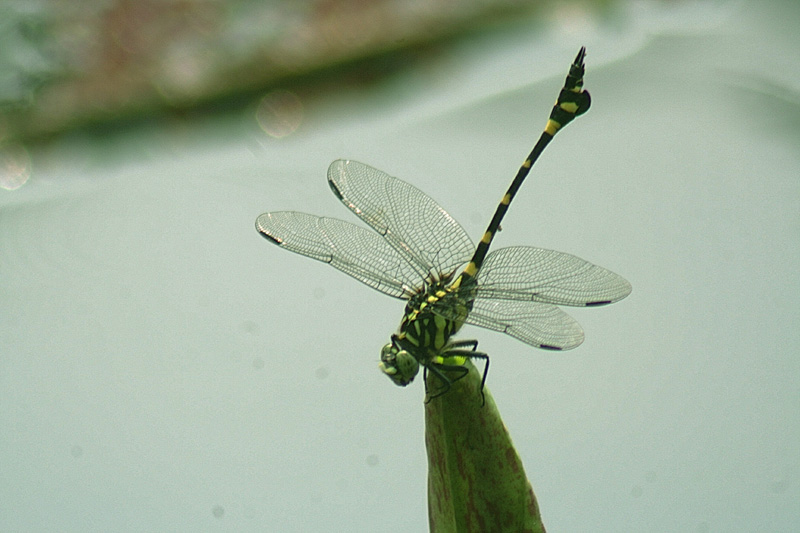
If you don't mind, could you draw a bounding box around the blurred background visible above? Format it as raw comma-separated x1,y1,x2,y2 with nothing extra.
1,0,798,531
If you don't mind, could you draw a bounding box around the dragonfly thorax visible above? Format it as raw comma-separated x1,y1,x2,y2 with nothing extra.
378,278,469,387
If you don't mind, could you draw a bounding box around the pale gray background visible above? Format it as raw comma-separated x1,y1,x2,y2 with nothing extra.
2,0,798,531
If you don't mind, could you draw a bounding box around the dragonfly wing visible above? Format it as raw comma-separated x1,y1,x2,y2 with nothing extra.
476,246,632,306
464,297,585,350
327,159,474,282
256,212,421,299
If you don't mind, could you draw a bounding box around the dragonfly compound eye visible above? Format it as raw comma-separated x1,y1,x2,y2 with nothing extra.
378,344,419,386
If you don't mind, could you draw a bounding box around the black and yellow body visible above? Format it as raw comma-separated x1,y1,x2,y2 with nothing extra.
256,47,631,401
378,47,593,394
379,274,481,395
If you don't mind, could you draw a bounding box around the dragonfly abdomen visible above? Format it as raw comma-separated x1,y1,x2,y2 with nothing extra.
460,47,591,285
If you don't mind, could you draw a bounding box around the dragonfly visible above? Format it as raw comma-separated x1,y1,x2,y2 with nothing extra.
256,48,631,399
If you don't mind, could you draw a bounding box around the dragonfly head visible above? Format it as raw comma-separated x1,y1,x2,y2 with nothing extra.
379,334,419,386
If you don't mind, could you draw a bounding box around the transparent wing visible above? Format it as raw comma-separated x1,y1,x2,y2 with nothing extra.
327,159,474,282
476,246,632,306
464,298,585,350
256,212,422,299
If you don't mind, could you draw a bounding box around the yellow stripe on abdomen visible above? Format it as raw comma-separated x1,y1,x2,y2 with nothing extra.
544,119,561,136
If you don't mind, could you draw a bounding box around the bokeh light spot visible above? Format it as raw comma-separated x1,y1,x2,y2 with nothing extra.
0,143,31,190
256,90,303,138
770,477,788,494
241,320,259,335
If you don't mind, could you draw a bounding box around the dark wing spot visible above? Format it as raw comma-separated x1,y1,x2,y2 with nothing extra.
585,300,612,307
327,178,344,200
540,344,563,351
259,231,283,245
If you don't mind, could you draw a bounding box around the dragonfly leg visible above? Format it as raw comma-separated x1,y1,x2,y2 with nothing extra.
448,339,478,351
423,362,474,402
442,340,489,406
424,365,449,401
